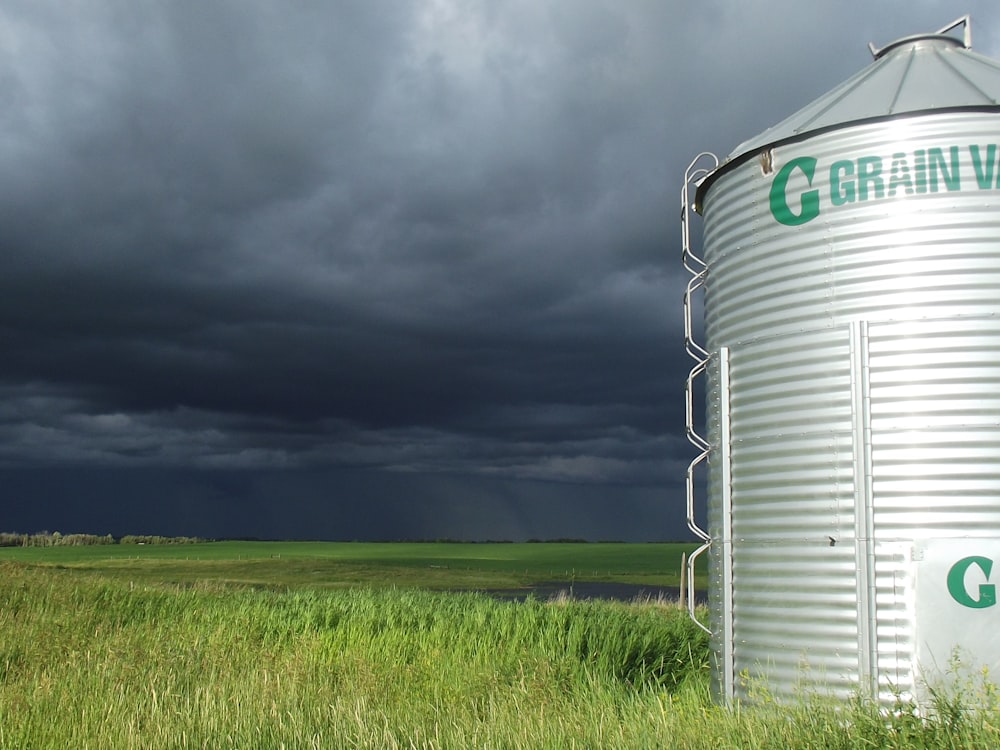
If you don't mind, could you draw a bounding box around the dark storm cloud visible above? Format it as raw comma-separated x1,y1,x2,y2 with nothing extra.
2,1,997,538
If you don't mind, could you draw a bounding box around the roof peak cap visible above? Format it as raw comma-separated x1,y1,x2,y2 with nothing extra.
868,15,971,60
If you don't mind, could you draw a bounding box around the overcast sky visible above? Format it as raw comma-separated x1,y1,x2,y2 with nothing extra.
2,2,998,541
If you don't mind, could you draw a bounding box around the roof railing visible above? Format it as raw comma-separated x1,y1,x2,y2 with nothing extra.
868,14,971,60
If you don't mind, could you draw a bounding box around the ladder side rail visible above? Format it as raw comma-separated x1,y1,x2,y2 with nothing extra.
680,152,718,633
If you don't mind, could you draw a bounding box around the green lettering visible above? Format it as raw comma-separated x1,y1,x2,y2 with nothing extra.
928,146,961,192
947,556,997,609
888,153,913,197
970,145,997,189
915,150,927,193
830,160,855,205
769,157,820,226
857,157,884,201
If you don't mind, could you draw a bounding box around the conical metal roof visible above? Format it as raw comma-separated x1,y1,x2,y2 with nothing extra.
726,16,1000,160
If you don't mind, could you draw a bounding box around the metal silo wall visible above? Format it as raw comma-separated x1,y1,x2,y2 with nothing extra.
700,111,1000,703
867,318,1000,538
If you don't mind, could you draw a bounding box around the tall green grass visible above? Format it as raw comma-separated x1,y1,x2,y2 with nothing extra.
2,562,999,748
0,563,706,748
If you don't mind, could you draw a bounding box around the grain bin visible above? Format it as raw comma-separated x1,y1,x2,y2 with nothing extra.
682,16,1000,707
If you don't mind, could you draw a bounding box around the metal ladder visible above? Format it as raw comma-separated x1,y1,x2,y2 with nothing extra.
680,152,718,632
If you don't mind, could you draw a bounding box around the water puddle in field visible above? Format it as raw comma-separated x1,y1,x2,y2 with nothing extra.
480,581,708,604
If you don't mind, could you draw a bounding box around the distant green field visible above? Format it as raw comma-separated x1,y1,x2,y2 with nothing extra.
0,541,703,593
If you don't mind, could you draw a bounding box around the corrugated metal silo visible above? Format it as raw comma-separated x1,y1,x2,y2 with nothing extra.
682,16,1000,706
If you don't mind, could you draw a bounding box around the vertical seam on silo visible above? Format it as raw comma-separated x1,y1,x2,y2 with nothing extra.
718,346,735,703
850,320,879,700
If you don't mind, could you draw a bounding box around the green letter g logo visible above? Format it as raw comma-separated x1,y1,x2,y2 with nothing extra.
769,156,820,226
947,556,997,609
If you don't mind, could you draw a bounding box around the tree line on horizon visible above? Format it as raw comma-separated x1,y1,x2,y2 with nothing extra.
0,531,206,547
0,533,647,547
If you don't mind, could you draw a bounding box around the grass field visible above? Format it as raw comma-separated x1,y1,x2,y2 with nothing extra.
3,543,999,748
0,540,702,592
